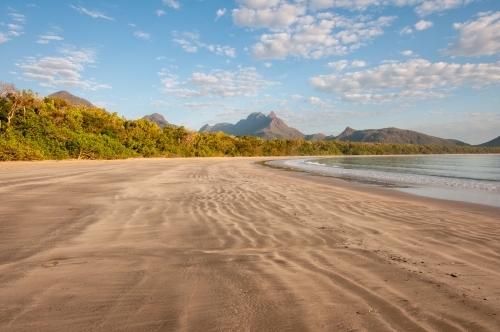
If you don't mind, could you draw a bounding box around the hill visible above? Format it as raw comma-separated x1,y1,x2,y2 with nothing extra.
199,112,471,145
200,112,305,139
334,127,469,146
478,136,500,147
47,91,93,108
142,113,177,129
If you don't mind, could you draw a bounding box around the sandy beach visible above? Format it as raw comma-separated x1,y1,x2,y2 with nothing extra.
1,157,499,331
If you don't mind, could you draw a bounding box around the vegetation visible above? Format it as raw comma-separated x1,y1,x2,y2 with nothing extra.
1,83,498,161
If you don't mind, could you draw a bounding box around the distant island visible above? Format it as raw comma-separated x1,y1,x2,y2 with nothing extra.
0,86,498,161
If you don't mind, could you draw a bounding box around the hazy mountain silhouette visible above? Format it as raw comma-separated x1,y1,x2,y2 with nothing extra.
478,136,500,147
334,127,469,146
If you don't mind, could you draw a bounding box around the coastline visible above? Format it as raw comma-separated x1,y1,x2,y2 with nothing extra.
1,157,499,331
263,155,500,209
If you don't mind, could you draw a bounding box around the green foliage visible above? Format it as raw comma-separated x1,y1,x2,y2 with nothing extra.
0,83,499,161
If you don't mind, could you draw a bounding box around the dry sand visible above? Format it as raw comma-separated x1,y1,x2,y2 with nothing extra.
1,157,499,331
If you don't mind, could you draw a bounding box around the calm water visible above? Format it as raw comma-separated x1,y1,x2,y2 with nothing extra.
266,155,500,207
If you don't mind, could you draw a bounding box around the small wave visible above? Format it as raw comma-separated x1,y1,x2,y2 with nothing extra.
305,161,326,166
268,159,500,193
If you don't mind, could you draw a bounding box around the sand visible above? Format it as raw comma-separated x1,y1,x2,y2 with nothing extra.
0,157,499,331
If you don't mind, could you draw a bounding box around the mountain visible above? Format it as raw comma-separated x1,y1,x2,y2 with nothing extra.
478,136,500,147
304,133,326,142
142,113,177,129
47,91,93,108
334,127,469,146
335,126,356,140
199,111,471,145
200,111,305,139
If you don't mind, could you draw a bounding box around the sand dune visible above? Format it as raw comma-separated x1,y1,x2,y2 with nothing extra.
0,157,499,331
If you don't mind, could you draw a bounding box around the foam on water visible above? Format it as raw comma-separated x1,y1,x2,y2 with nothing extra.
266,155,500,207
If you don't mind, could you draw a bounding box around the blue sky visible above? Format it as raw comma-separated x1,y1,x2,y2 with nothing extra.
1,0,499,144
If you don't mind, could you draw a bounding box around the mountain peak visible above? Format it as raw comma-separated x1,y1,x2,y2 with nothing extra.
142,113,177,129
199,111,305,139
47,91,93,108
336,126,357,139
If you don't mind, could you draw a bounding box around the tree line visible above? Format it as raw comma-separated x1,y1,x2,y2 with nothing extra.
1,83,498,161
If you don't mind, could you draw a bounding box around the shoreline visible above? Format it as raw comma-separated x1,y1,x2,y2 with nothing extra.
1,157,500,331
263,156,500,209
260,159,500,218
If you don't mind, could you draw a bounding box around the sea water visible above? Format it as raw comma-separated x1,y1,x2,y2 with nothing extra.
266,155,500,208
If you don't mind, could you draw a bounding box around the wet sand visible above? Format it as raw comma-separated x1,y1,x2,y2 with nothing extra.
1,157,499,331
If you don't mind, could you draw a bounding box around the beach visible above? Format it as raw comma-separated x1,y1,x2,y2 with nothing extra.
1,157,499,331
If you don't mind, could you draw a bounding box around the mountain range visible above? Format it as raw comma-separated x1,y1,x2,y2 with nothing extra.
199,112,476,146
46,91,498,147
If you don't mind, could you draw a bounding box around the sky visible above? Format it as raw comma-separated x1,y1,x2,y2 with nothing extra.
1,0,499,144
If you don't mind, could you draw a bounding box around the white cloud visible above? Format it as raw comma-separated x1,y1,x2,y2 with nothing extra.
342,90,445,104
160,74,180,89
163,0,180,9
414,0,475,17
327,60,367,71
8,30,23,37
3,22,25,38
216,8,226,20
0,32,9,43
162,67,278,98
237,0,281,9
128,23,136,27
37,35,64,44
134,31,151,40
327,60,349,71
263,62,272,68
291,94,303,100
307,96,327,105
414,19,433,30
233,3,307,30
400,50,414,56
173,31,236,57
70,5,114,20
7,24,23,31
443,11,500,57
18,47,111,90
156,9,166,17
398,26,413,35
8,13,26,23
157,68,170,76
308,0,475,16
309,59,500,104
247,10,396,59
184,101,224,110
352,60,367,67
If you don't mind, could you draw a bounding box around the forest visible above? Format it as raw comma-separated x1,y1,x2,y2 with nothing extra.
1,83,498,161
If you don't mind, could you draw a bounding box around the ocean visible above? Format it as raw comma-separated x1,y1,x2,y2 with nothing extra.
266,155,500,208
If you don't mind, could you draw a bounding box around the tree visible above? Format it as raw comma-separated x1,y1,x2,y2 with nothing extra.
0,82,22,124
